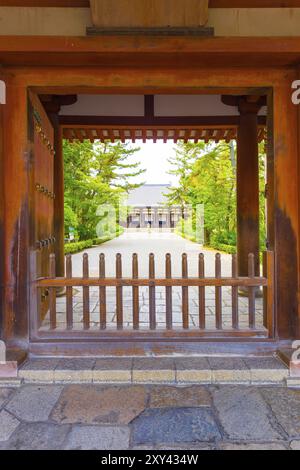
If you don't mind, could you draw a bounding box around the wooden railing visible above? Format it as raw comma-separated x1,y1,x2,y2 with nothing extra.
32,251,275,340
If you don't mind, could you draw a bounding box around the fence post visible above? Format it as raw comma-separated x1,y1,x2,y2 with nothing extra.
149,253,156,330
182,253,189,329
166,253,172,330
248,253,255,329
199,253,205,329
231,253,239,329
99,253,106,330
66,254,73,330
215,253,222,329
116,253,123,330
263,250,275,338
83,253,90,330
132,253,139,330
29,250,39,337
49,253,57,330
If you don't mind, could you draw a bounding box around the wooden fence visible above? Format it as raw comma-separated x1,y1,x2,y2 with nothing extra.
32,250,275,340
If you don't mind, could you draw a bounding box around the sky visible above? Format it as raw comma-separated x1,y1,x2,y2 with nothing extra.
127,141,179,186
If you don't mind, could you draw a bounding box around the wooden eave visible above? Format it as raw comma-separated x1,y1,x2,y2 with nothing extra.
1,36,300,67
62,124,266,144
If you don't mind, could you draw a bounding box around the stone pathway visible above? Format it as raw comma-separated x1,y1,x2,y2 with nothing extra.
42,232,264,331
0,383,299,450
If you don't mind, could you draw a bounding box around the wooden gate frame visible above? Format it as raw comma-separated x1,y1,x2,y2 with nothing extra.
30,250,275,342
0,36,299,356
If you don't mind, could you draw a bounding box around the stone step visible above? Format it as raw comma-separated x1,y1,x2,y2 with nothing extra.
286,377,300,389
18,356,289,386
0,377,22,388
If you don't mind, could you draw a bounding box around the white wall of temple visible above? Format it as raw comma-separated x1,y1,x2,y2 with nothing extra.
0,7,300,36
60,94,267,117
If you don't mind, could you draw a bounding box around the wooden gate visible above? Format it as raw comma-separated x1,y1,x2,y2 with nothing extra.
28,92,55,321
30,250,275,341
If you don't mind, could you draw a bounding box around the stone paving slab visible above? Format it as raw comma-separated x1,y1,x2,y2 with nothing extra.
290,440,300,450
260,387,300,438
149,385,211,408
51,385,147,425
133,444,216,450
219,442,289,450
132,407,222,446
212,386,285,441
0,409,20,441
0,422,70,450
64,425,130,450
5,385,63,422
0,389,15,409
0,383,299,450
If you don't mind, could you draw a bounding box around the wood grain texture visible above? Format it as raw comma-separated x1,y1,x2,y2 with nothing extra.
273,77,300,338
0,1,299,8
90,0,209,28
99,253,106,330
1,37,300,68
2,79,29,345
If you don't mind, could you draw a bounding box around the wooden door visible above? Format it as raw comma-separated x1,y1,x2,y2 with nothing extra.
28,92,55,320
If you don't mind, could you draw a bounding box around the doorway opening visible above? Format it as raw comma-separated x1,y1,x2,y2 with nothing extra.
30,90,273,341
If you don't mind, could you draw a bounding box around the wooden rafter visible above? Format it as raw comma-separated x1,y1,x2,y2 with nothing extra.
60,116,267,127
62,125,266,143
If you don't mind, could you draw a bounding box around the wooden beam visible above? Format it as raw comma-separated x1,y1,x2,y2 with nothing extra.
1,1,300,7
59,115,267,127
1,37,300,68
0,1,89,6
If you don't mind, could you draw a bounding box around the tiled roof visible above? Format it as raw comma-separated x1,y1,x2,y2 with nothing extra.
127,184,170,206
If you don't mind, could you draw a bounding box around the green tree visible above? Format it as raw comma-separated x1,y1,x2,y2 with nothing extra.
166,140,266,252
63,140,145,240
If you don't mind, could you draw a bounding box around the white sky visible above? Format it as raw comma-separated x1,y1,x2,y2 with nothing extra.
127,141,178,186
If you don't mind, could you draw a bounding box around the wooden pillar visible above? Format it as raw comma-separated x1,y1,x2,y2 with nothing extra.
0,94,4,341
237,98,261,277
297,67,300,339
1,80,30,349
272,78,300,339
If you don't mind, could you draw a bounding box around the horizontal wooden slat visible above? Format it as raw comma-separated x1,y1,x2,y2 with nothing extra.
36,328,268,340
37,277,268,287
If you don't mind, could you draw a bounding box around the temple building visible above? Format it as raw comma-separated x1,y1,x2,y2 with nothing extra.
125,184,182,230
